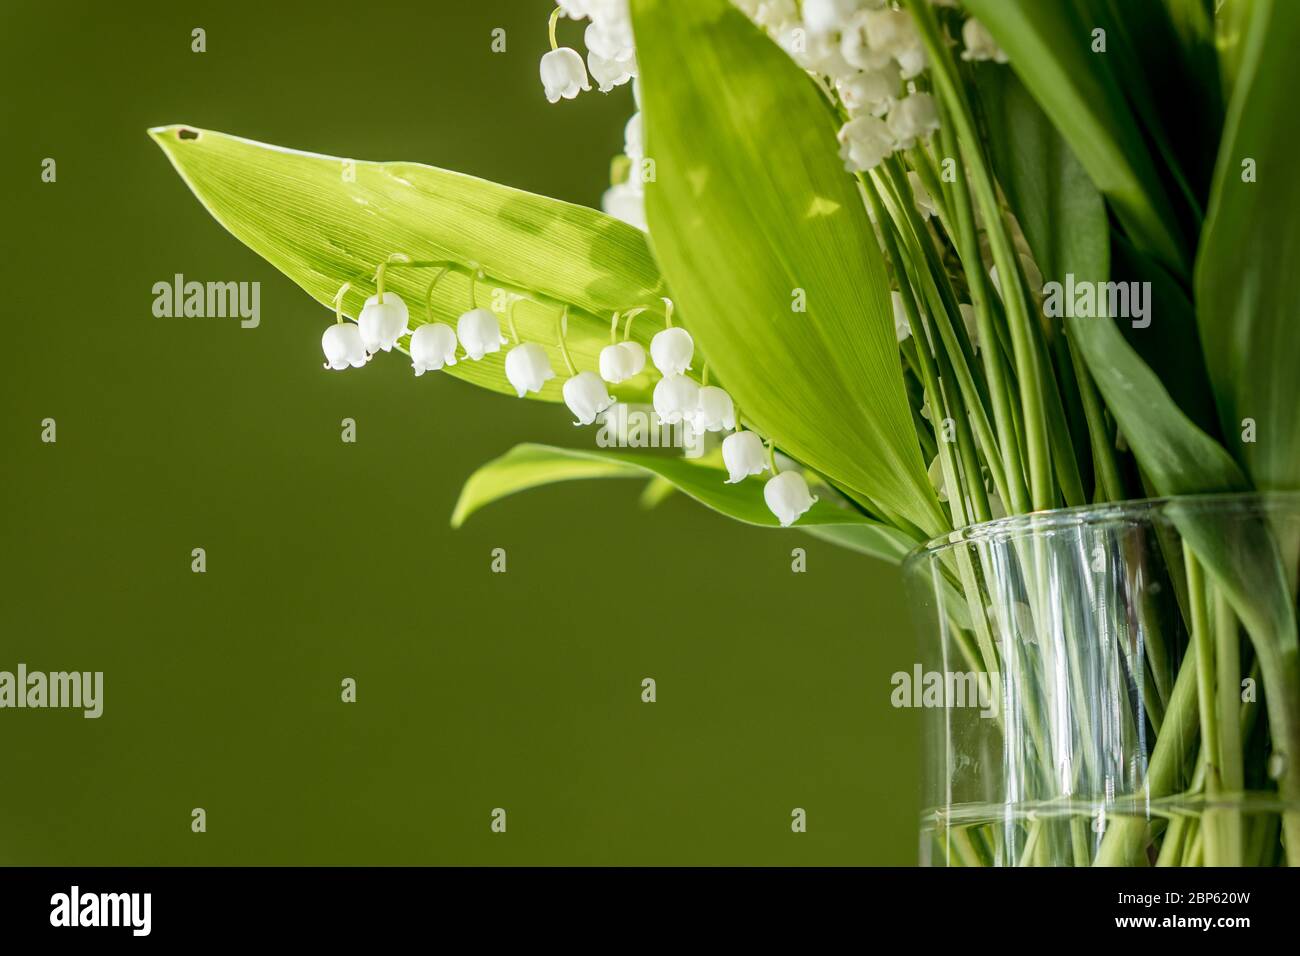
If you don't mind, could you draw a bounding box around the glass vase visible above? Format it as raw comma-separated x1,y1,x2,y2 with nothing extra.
904,492,1300,866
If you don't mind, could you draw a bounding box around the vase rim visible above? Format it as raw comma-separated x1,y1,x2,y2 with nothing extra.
905,490,1300,567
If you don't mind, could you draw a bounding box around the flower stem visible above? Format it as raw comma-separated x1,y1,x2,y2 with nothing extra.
609,312,620,344
423,266,451,324
622,307,646,340
333,282,352,324
557,305,577,376
506,298,521,344
548,7,561,51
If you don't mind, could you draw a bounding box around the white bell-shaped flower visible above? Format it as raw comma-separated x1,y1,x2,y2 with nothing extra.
690,386,736,433
505,342,556,397
358,292,410,353
589,49,636,92
602,180,647,230
563,371,616,425
585,18,634,61
841,9,897,71
764,470,819,527
540,48,591,103
652,374,700,424
891,291,912,343
803,0,860,35
722,431,769,484
599,340,646,383
836,63,899,117
650,326,694,375
887,93,939,149
456,308,506,361
322,323,368,370
838,115,893,172
410,322,458,375
623,112,644,163
961,18,1009,63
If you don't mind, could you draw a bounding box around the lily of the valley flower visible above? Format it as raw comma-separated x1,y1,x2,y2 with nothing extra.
358,292,410,353
589,49,636,92
410,322,458,375
505,342,556,396
862,7,926,78
691,386,736,433
602,180,647,230
836,62,899,117
722,430,769,484
322,323,368,370
764,470,819,527
890,290,912,343
652,374,700,424
887,93,939,149
802,0,861,35
838,115,893,172
457,308,506,361
599,340,646,383
650,326,694,375
563,370,616,425
540,48,591,103
623,112,644,163
961,18,1009,64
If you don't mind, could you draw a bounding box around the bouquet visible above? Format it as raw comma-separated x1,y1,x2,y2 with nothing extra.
153,0,1300,865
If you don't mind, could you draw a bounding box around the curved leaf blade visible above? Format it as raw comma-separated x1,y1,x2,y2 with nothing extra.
630,0,943,537
150,125,667,403
452,443,916,563
1196,0,1300,491
964,0,1192,277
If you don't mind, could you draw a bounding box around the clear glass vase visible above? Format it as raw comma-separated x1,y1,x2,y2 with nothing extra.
904,492,1300,866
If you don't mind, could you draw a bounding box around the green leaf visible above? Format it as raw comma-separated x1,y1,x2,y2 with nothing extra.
630,0,944,538
1195,0,1300,491
149,125,667,404
964,0,1193,277
452,443,917,564
976,66,1247,497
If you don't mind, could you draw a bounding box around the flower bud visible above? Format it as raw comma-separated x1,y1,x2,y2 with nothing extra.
650,327,694,375
764,471,818,527
358,292,410,353
456,308,505,361
598,340,646,383
563,371,616,425
322,323,368,370
722,431,768,484
505,342,556,397
652,373,700,424
410,322,458,376
540,48,591,103
690,386,735,433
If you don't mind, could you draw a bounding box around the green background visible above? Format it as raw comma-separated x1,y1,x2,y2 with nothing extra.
0,0,919,864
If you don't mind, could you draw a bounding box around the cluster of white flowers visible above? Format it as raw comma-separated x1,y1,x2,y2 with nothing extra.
538,1,1007,232
323,269,818,526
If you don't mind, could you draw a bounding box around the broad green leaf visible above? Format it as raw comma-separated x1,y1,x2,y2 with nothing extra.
976,65,1247,497
964,0,1192,278
1196,0,1300,491
630,0,945,538
150,125,667,404
452,443,916,564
